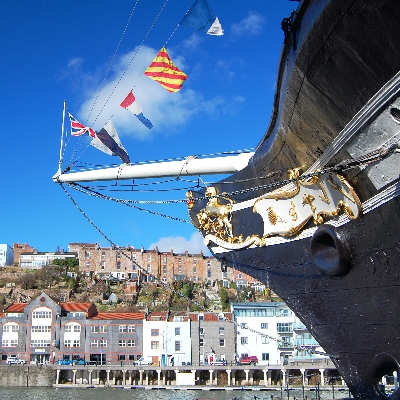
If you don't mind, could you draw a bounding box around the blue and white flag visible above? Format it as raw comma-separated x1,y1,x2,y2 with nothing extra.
180,0,223,36
120,91,153,129
90,120,130,164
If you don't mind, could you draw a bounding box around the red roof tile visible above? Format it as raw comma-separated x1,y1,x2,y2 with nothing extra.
5,303,27,313
91,312,144,320
60,302,92,312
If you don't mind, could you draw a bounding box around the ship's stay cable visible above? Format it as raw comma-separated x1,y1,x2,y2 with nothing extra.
64,182,191,223
61,181,317,353
89,0,171,128
66,0,171,167
86,0,140,125
60,143,399,210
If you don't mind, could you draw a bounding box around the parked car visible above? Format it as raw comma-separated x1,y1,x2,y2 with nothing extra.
72,359,85,365
58,359,71,365
132,357,153,366
212,359,228,366
236,356,258,365
6,356,26,365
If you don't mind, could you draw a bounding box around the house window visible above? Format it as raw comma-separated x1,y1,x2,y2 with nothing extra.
117,252,120,259
85,251,90,258
193,267,197,274
199,338,204,347
132,254,136,260
178,258,182,264
119,340,126,347
175,341,181,351
262,353,270,361
99,339,107,347
175,327,181,336
241,337,248,344
151,341,159,350
119,325,127,333
85,261,89,269
117,261,121,270
151,329,159,337
219,327,224,335
218,314,224,321
119,354,126,361
261,336,269,344
101,261,105,269
127,340,135,347
207,260,211,267
277,323,293,333
261,323,268,329
101,252,105,260
199,327,204,335
219,338,225,347
128,325,136,333
207,269,211,278
240,323,248,329
163,265,167,275
91,340,98,347
147,255,151,262
132,264,136,270
30,339,50,347
3,324,19,332
199,314,204,321
193,258,197,265
147,264,151,273
178,265,182,273
64,339,81,347
91,325,107,333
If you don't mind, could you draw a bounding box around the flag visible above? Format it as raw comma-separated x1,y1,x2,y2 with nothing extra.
120,91,153,129
69,113,96,137
90,120,130,164
144,47,188,93
180,0,223,36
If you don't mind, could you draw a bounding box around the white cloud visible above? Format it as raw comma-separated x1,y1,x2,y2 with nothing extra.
231,12,265,37
148,231,210,255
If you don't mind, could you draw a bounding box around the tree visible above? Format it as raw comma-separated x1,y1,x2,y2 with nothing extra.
18,273,36,290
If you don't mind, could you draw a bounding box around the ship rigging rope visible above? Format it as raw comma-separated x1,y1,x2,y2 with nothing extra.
67,0,171,167
85,0,140,124
62,143,399,206
61,183,317,354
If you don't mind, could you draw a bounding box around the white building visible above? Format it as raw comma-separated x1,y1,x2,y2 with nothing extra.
0,244,14,267
143,312,191,366
232,302,327,365
19,252,77,269
232,302,294,365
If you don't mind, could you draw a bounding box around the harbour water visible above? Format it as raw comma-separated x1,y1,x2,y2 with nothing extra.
0,387,352,400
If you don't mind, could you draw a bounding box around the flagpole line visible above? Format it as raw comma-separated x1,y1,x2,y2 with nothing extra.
162,23,180,47
90,0,171,127
57,100,67,176
85,0,140,125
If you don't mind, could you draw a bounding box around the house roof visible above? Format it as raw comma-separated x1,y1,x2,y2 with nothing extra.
189,312,233,322
60,302,92,312
5,303,27,313
91,312,144,320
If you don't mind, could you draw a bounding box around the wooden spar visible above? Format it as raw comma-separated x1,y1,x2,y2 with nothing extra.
53,152,254,183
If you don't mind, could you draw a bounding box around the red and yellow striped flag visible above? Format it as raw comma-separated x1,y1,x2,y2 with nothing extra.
144,47,188,93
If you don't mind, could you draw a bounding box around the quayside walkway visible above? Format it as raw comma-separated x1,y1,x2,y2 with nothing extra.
53,359,343,387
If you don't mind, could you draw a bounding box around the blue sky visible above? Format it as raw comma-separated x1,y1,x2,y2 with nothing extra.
0,1,298,254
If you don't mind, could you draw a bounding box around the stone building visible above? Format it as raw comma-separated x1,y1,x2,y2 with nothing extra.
189,311,235,366
68,243,228,285
0,292,144,365
13,243,36,265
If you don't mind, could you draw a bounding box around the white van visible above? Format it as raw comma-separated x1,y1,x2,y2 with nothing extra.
134,357,153,366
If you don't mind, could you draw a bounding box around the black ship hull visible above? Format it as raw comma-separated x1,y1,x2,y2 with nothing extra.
188,0,400,398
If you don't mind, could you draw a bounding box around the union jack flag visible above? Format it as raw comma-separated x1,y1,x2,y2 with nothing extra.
69,113,96,138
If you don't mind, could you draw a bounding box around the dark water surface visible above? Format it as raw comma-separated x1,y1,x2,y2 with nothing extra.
0,387,351,400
